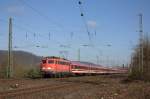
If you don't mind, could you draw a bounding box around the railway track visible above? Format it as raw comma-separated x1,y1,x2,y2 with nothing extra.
0,82,74,99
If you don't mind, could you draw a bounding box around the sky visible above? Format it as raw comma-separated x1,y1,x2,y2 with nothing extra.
0,0,150,66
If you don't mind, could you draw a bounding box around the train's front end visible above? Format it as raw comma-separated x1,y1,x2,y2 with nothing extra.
41,57,56,76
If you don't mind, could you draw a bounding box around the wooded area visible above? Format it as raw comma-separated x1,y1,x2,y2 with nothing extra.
130,34,150,81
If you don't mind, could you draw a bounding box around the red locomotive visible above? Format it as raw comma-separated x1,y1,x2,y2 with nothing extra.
41,56,71,76
40,56,127,77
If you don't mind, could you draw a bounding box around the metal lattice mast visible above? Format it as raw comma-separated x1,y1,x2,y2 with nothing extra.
96,55,99,64
139,13,144,73
78,48,80,61
7,17,13,78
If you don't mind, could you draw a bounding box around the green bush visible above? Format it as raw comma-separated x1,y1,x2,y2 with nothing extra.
26,68,42,79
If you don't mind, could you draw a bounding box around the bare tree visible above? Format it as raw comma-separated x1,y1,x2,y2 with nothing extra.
130,34,150,81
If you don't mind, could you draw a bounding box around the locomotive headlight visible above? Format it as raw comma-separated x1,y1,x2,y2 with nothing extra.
42,67,46,70
47,67,51,69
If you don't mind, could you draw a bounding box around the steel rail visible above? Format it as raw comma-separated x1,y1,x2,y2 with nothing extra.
0,83,74,98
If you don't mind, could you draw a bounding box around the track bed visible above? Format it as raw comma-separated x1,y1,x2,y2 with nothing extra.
0,74,150,99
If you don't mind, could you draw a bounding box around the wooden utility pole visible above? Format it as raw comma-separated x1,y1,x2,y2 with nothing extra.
7,17,13,78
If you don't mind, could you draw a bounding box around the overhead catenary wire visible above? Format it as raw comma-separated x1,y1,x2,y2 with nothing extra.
2,1,65,48
1,1,80,49
1,18,37,40
0,18,37,39
1,8,76,59
0,18,56,49
18,0,75,47
78,1,91,41
0,18,53,40
19,0,64,29
1,1,93,52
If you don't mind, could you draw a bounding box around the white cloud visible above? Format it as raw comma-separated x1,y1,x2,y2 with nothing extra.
87,20,97,28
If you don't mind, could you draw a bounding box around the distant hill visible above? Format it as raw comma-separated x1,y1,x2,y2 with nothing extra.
0,50,42,69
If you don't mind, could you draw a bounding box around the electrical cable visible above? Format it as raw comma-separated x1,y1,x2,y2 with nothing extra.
78,1,91,41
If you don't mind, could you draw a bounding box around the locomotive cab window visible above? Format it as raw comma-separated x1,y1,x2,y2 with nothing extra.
42,60,46,64
48,60,54,64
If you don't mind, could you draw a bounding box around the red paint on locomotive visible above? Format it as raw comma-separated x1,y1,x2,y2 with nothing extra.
41,56,71,74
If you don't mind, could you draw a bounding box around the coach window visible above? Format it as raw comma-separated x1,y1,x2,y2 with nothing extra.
48,60,54,64
75,66,80,69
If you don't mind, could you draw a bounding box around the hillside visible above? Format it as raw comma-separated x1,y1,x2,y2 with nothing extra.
0,50,42,77
0,50,42,68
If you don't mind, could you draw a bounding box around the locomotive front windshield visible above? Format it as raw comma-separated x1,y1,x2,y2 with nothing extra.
48,60,54,64
42,60,46,64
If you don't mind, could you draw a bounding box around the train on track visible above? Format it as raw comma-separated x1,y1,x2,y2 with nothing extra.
40,56,127,77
